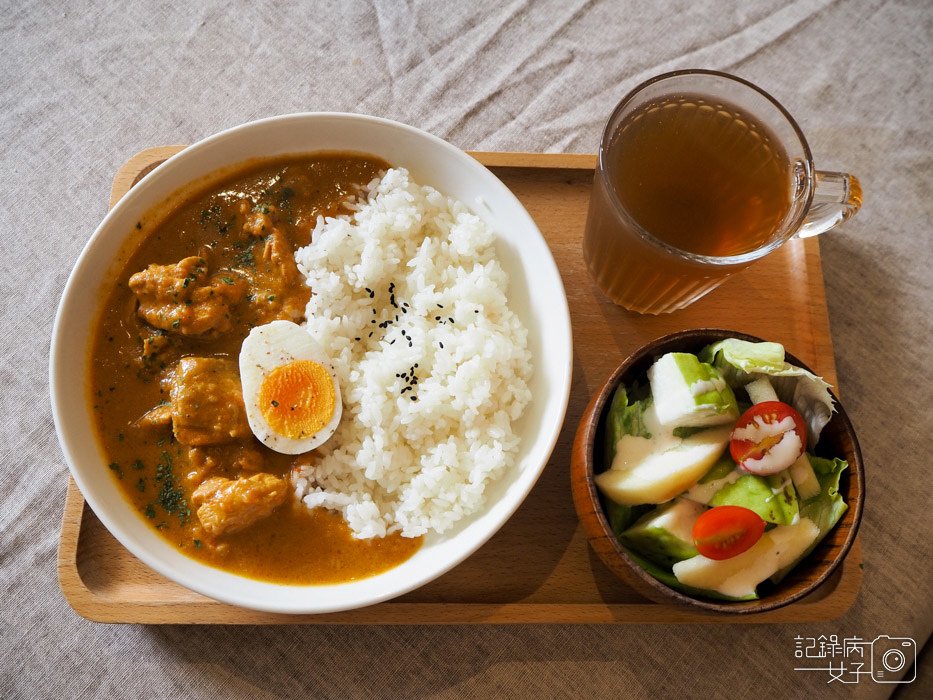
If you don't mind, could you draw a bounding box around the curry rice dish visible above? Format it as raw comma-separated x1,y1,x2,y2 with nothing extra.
91,154,420,584
90,152,532,585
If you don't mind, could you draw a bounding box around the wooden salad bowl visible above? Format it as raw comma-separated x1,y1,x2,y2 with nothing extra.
570,328,865,614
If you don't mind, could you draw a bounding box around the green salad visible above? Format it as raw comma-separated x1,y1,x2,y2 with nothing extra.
597,338,848,600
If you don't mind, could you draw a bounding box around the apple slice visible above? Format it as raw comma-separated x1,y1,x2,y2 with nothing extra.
595,426,731,505
671,518,819,598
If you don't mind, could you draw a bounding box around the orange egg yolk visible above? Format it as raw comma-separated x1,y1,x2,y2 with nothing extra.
258,360,336,439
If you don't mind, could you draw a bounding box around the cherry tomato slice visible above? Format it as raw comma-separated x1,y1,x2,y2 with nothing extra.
692,505,766,560
729,400,807,475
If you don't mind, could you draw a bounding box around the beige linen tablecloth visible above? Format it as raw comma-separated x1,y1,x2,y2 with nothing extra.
2,1,931,697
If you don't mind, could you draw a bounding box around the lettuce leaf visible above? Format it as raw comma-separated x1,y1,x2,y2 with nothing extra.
770,455,848,583
698,338,786,377
602,385,653,533
700,338,835,445
605,499,636,537
605,384,652,450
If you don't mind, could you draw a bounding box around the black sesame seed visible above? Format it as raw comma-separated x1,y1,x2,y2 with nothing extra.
435,316,441,321
448,317,454,323
439,342,444,349
437,304,444,308
410,396,417,401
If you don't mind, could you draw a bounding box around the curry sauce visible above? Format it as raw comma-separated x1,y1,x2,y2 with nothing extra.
90,153,422,584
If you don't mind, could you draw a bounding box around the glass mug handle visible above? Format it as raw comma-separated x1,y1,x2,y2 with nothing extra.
796,171,862,238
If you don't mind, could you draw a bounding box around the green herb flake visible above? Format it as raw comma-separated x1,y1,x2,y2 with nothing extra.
193,539,202,549
199,204,221,224
117,432,125,442
155,451,173,479
136,478,147,493
132,459,144,470
234,244,255,268
271,400,279,407
144,504,156,519
171,320,180,329
108,462,123,478
221,276,235,285
267,295,276,302
154,451,190,524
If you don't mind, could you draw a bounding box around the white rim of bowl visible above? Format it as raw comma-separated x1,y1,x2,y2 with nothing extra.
49,112,574,614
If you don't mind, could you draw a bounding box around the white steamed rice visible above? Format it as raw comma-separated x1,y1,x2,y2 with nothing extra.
292,168,532,538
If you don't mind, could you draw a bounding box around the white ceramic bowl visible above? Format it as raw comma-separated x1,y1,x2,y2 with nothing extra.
50,113,573,614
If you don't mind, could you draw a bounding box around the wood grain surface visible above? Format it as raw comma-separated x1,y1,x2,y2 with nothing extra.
58,147,862,624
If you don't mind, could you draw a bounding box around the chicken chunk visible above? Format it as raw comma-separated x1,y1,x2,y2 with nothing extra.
192,473,288,537
186,447,219,484
235,447,265,472
129,256,248,335
241,229,310,325
242,205,276,237
185,445,265,483
141,331,172,361
262,230,308,318
133,403,172,429
170,357,252,446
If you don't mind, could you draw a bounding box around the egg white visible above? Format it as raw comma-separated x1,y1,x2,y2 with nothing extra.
239,320,342,455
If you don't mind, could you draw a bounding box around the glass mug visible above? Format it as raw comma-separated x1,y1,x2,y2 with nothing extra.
583,69,861,314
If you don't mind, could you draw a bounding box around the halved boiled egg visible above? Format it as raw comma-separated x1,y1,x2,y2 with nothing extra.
239,320,342,455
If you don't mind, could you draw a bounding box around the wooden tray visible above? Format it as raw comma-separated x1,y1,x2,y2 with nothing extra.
58,147,862,624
